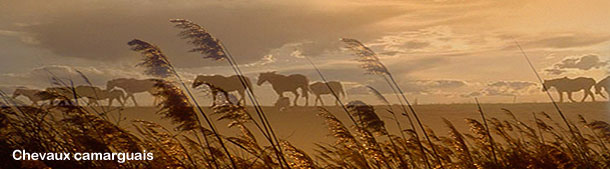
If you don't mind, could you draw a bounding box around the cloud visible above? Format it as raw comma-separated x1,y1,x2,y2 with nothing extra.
346,79,468,96
544,54,608,75
462,80,538,97
3,0,407,68
525,34,610,49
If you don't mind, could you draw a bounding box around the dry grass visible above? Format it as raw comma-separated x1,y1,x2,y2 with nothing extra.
1,93,609,169
0,21,608,169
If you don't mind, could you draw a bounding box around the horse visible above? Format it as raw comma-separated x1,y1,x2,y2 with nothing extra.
85,89,126,107
542,77,596,102
192,75,252,106
595,76,610,100
45,87,84,105
106,78,157,107
73,86,124,106
257,71,309,106
12,88,58,106
309,81,346,106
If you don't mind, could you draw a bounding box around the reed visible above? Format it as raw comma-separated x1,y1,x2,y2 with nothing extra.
169,19,289,168
341,37,441,168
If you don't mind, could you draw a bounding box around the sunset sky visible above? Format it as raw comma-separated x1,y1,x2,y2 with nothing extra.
1,0,609,105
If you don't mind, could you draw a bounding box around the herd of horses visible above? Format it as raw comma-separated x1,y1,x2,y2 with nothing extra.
11,71,346,107
10,72,610,107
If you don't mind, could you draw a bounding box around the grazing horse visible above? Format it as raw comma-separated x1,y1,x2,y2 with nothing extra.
106,78,157,107
12,88,58,106
257,71,309,106
595,76,609,100
309,81,346,106
192,75,252,106
543,77,596,102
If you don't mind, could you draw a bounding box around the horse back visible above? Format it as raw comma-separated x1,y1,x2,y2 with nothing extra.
288,74,308,85
226,75,252,90
574,77,596,86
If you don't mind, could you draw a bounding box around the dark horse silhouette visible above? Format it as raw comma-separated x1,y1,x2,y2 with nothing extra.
257,71,309,106
595,76,609,100
192,75,252,106
543,77,596,102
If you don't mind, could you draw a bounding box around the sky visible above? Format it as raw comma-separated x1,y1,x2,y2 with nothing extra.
1,0,609,105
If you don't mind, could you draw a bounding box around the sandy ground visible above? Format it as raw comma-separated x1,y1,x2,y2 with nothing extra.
97,102,610,154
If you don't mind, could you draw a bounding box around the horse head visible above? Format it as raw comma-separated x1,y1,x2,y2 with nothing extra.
192,75,206,88
12,88,23,98
193,75,218,88
106,78,123,90
257,71,276,86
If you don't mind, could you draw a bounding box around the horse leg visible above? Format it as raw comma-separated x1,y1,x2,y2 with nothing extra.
92,99,100,107
130,94,139,107
587,90,595,102
567,92,576,103
319,95,325,106
301,85,306,106
335,96,340,106
292,90,300,107
211,91,218,107
277,91,285,105
581,89,589,102
558,91,564,103
238,90,246,105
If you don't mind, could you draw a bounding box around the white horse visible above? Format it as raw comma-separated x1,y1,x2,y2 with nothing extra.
192,75,252,106
257,71,309,106
12,88,58,106
309,81,346,106
543,77,596,102
106,78,157,106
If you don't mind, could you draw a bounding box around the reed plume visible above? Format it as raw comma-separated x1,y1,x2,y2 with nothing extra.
281,140,318,169
346,100,386,135
127,37,237,167
150,79,198,131
128,39,173,78
170,18,288,168
169,19,226,61
341,37,440,168
318,107,359,147
340,38,389,75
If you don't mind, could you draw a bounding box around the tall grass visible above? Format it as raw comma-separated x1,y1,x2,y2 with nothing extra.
1,88,608,168
169,19,290,168
341,38,442,168
0,22,608,169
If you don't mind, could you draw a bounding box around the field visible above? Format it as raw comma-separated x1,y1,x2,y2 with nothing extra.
111,102,610,154
2,99,609,169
